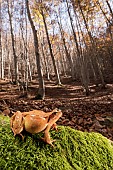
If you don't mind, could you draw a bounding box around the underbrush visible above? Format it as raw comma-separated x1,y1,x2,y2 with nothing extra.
0,115,113,170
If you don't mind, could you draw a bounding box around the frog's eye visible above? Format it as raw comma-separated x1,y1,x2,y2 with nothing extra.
56,108,61,112
53,112,57,115
53,110,61,115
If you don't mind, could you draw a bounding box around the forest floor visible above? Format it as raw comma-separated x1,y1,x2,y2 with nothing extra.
0,77,113,141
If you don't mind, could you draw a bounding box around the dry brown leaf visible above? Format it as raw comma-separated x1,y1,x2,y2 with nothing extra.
91,120,105,130
96,117,105,122
86,118,93,125
3,108,10,116
77,126,83,130
101,128,107,133
71,117,77,123
78,118,84,125
95,114,100,117
62,119,69,124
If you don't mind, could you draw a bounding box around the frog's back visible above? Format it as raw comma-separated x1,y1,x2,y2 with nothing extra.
24,114,48,134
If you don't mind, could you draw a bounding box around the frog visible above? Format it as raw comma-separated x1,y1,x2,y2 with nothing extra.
10,108,62,146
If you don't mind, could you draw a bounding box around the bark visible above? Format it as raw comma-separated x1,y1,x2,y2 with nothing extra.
41,42,50,80
7,0,18,84
74,10,97,83
56,14,74,78
105,0,113,41
66,0,90,95
7,0,18,83
0,0,4,79
77,0,105,87
106,0,113,20
96,0,111,25
20,14,30,88
41,8,61,85
57,45,66,76
26,0,45,99
0,0,2,78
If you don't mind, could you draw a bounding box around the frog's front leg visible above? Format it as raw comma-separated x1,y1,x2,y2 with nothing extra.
43,111,62,146
51,123,57,131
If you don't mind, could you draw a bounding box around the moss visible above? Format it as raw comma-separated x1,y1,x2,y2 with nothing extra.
0,115,113,170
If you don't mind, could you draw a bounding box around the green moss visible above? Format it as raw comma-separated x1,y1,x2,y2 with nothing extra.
0,115,113,170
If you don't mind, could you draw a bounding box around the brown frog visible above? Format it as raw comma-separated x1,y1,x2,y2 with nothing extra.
10,108,62,146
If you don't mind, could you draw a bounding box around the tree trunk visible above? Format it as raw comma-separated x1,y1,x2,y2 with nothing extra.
7,0,18,83
26,0,45,99
41,8,61,85
66,0,90,95
0,0,4,79
41,42,50,81
106,0,113,20
56,14,74,78
77,0,105,87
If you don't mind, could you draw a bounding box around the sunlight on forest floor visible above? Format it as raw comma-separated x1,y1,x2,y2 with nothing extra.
0,79,113,142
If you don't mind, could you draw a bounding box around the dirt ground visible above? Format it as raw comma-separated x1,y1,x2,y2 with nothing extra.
0,77,113,141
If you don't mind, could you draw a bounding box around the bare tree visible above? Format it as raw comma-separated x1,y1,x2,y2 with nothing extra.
40,5,61,85
56,12,75,79
7,0,18,83
26,0,45,99
66,0,90,95
0,0,4,79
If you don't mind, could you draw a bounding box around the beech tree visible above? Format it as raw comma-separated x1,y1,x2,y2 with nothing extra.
6,0,18,83
32,1,61,85
0,0,4,79
26,0,45,99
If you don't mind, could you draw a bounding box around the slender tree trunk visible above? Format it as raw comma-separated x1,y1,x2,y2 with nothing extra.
41,42,50,80
96,0,111,25
77,0,105,87
57,45,66,76
0,0,4,79
57,15,74,78
41,8,61,85
7,0,18,83
74,11,97,83
0,0,1,50
106,0,113,20
66,0,90,95
105,0,113,41
20,19,29,89
26,0,45,99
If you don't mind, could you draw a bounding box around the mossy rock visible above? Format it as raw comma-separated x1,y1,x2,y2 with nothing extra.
0,115,113,170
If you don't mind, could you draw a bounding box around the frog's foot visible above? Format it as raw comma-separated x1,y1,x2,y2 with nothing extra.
20,134,24,140
41,137,56,147
16,133,24,140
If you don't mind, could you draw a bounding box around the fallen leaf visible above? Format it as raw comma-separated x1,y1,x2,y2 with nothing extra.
91,120,105,130
3,108,10,116
77,126,83,130
96,117,105,122
78,118,84,125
